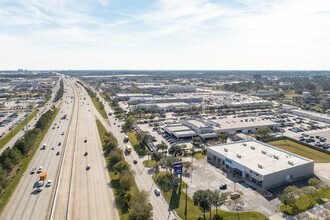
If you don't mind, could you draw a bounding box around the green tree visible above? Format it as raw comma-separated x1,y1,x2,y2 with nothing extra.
0,166,9,192
156,144,168,154
308,178,325,190
108,149,123,166
168,145,183,157
212,190,227,216
128,189,152,220
254,127,272,140
218,133,229,143
113,161,130,173
192,137,202,145
119,171,135,191
159,156,180,172
193,189,212,220
125,115,136,130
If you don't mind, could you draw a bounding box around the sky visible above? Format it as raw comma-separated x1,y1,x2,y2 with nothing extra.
0,0,330,70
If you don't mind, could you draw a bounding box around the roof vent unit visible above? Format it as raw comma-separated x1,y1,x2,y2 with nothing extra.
224,148,228,152
274,155,279,160
258,164,263,169
237,154,241,158
250,146,255,150
261,150,267,154
288,161,294,165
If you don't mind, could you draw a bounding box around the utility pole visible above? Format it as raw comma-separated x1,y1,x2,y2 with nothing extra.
185,185,188,220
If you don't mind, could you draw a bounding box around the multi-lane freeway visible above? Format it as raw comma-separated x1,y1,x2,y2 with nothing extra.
0,76,119,220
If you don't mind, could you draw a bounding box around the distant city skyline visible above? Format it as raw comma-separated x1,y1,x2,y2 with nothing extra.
1,0,330,70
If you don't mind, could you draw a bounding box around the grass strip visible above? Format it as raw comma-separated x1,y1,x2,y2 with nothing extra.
267,139,330,163
0,108,59,213
91,97,108,119
0,110,38,150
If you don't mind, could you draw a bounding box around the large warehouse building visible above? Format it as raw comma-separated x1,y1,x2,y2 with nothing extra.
207,140,314,188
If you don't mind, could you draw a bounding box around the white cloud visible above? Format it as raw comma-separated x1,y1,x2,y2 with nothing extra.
0,0,330,70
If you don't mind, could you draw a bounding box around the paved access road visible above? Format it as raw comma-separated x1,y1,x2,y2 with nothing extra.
50,79,119,220
0,77,74,220
93,90,179,220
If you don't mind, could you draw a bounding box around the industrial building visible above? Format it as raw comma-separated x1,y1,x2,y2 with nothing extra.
207,140,314,188
282,106,330,123
167,85,196,93
134,102,191,112
164,117,279,140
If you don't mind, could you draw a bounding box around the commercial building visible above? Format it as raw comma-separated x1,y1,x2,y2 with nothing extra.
167,85,196,93
128,96,203,104
164,117,279,140
134,102,191,112
207,140,314,188
282,107,330,123
115,93,153,101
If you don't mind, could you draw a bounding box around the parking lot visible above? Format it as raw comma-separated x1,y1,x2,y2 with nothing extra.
181,158,280,217
0,111,30,138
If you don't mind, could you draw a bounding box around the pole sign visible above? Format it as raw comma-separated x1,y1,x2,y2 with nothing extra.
174,162,183,175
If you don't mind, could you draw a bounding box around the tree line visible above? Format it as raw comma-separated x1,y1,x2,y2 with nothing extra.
101,129,153,219
55,79,64,102
0,108,57,194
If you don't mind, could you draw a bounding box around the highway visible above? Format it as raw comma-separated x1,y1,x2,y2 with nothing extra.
50,79,119,220
91,88,179,220
0,77,74,220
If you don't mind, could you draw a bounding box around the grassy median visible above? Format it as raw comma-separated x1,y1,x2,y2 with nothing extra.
267,139,330,162
0,110,38,150
91,97,108,119
0,108,59,214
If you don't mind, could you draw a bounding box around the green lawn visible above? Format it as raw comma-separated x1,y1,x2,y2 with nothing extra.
0,110,38,150
267,139,330,162
193,152,206,159
279,187,330,215
91,97,108,119
0,108,59,214
126,131,138,146
143,160,156,168
153,172,268,220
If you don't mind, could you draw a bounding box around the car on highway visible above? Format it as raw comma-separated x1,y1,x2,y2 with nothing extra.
154,188,160,196
84,139,87,143
51,146,55,150
46,179,52,187
133,160,138,164
37,167,43,173
84,152,88,156
53,127,55,129
86,165,91,170
57,126,59,128
219,184,227,190
37,187,43,192
56,151,60,156
58,142,61,146
61,132,64,135
37,180,44,187
30,168,36,174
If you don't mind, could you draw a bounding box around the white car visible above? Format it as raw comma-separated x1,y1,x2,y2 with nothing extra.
46,179,52,187
37,167,43,173
37,180,44,187
154,188,161,196
37,187,43,192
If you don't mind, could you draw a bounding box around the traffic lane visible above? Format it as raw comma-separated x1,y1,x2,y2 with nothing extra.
0,95,71,220
76,84,119,220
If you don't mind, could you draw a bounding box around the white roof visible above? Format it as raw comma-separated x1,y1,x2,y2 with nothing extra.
208,140,313,176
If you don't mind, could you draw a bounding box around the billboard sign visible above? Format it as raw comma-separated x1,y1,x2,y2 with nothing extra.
173,162,183,175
